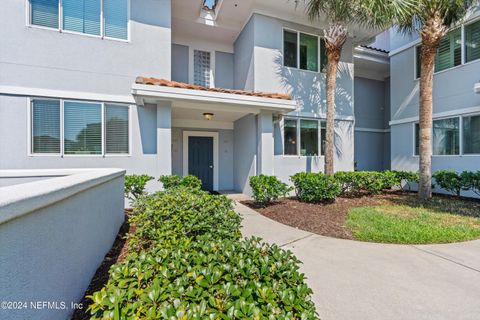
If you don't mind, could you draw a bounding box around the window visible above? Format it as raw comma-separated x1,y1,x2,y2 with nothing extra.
320,121,326,155
62,0,101,36
194,50,211,87
284,119,298,155
64,101,102,155
29,0,128,40
31,99,60,154
463,115,480,154
105,104,129,154
433,118,459,155
300,120,318,155
31,0,59,28
414,118,459,156
465,20,480,63
30,99,129,156
284,118,324,156
283,29,326,72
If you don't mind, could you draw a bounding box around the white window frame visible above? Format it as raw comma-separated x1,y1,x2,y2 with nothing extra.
461,113,480,156
414,19,480,80
28,98,131,157
282,27,323,74
413,115,462,157
189,47,216,88
282,117,324,157
182,131,219,191
26,0,130,42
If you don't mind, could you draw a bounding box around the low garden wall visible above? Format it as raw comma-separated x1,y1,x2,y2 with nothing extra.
0,169,125,320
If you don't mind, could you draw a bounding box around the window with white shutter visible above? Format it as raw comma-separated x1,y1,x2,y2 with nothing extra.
194,50,211,87
64,101,102,155
104,0,129,40
30,0,59,29
105,104,129,154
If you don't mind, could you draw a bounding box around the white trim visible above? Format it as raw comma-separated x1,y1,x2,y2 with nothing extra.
390,105,480,126
172,119,233,130
283,117,324,157
389,38,421,57
0,86,135,104
132,84,297,111
355,127,390,133
282,27,323,73
475,83,480,94
182,131,219,191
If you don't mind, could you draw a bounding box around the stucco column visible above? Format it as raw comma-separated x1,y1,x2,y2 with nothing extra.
156,101,172,176
257,110,274,175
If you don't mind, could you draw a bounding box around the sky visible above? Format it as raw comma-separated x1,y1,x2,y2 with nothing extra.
204,0,216,9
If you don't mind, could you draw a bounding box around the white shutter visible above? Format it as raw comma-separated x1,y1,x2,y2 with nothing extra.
32,100,60,154
105,105,129,154
64,101,102,155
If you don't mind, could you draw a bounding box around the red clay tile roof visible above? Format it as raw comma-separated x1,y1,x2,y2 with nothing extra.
135,77,292,100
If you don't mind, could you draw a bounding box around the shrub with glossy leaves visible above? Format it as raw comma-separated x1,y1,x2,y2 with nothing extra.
159,174,202,190
249,175,292,204
461,171,480,196
88,237,318,320
129,188,241,251
290,172,341,203
334,171,403,196
124,174,154,201
433,170,463,196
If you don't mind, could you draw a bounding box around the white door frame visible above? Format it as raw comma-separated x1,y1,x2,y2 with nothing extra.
183,131,219,191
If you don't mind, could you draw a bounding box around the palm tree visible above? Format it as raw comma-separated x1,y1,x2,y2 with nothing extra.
301,0,408,175
396,0,476,199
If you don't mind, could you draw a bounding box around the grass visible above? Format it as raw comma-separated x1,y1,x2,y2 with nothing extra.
346,205,480,244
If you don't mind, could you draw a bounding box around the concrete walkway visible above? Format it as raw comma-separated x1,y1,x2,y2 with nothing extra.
233,199,480,320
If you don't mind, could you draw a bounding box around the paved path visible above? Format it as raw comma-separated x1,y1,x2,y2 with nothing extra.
233,199,480,320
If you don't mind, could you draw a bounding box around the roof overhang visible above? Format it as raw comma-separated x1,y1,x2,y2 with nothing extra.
131,83,297,113
475,82,480,94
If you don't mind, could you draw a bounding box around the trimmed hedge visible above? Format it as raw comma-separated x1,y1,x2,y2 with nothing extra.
159,174,202,190
291,172,341,203
433,170,480,197
89,188,319,319
249,175,292,204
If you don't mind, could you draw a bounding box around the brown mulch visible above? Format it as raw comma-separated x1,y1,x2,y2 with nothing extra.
71,210,134,320
241,191,480,240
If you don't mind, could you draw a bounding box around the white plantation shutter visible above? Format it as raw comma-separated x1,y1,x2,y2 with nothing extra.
64,102,102,155
31,0,59,28
105,105,129,154
435,28,461,72
194,50,211,87
32,100,60,154
466,20,480,63
104,0,129,40
62,0,101,35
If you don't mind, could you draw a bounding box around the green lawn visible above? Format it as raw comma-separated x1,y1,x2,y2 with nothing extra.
346,205,480,244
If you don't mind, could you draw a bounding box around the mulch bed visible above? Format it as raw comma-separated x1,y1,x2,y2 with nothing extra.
241,191,480,240
71,210,134,320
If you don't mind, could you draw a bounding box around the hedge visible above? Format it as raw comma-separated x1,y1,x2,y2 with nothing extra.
159,174,202,190
290,172,341,203
88,188,319,319
433,170,480,197
249,175,292,204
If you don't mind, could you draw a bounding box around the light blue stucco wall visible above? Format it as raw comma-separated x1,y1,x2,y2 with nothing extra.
233,114,257,194
172,44,189,83
171,127,234,191
390,11,480,174
234,17,255,90
215,51,234,89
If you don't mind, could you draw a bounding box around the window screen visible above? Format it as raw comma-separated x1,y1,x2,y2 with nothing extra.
31,0,59,28
284,30,298,68
64,101,102,155
463,115,480,154
284,119,298,155
465,20,480,63
300,120,318,155
32,100,60,154
105,104,129,154
300,33,318,72
432,118,459,155
62,0,101,35
104,0,128,40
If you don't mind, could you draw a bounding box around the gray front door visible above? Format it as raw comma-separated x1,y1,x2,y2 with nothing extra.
188,136,214,191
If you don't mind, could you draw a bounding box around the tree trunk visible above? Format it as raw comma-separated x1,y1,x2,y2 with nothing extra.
324,23,347,175
418,13,447,199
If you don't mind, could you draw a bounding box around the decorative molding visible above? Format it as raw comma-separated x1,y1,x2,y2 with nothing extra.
390,105,480,126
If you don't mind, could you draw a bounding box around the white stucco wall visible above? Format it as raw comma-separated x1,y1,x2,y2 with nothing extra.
0,169,125,320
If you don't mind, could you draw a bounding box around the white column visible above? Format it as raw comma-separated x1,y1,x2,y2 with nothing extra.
156,101,172,176
257,110,274,175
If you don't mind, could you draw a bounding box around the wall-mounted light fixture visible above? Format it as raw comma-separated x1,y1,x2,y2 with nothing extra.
203,112,214,120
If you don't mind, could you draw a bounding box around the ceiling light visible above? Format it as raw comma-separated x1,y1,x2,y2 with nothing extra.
203,112,214,120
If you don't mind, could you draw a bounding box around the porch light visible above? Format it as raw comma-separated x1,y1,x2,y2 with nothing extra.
203,112,214,120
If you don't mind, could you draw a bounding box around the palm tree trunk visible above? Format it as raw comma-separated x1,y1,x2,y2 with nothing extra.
324,49,340,175
418,13,446,199
323,23,347,175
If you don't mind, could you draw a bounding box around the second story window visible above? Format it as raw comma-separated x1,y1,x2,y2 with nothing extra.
29,0,129,40
283,29,326,72
194,50,211,87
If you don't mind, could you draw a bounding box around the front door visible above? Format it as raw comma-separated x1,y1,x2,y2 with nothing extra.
188,136,214,191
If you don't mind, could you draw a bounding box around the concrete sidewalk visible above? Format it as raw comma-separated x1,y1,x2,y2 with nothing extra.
233,200,480,320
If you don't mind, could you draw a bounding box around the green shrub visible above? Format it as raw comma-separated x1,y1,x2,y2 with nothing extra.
433,170,463,196
249,175,292,204
129,188,241,251
88,237,318,319
461,171,480,196
334,171,401,196
124,174,154,201
291,172,341,202
159,174,202,190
